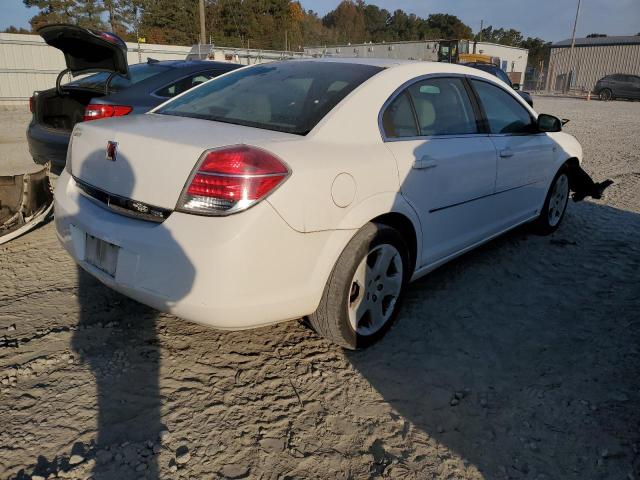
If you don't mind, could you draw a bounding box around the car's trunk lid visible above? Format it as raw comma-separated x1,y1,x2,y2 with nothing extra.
39,24,129,77
69,114,299,211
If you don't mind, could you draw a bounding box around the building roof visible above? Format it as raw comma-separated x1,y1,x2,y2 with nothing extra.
552,35,640,48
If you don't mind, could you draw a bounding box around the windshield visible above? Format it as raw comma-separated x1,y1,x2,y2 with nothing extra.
155,61,383,135
66,62,171,92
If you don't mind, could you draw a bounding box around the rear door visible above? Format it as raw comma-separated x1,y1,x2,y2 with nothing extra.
383,76,498,266
469,78,555,228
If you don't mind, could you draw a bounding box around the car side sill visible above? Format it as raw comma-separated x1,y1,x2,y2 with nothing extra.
409,213,539,282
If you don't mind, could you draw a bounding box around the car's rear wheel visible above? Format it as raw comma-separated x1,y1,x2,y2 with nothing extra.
309,223,409,349
599,88,612,101
533,168,570,235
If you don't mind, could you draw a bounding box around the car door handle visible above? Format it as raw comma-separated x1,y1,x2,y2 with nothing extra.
412,157,438,170
499,149,514,158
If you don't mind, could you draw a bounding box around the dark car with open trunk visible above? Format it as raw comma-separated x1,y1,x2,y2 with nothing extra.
27,24,240,170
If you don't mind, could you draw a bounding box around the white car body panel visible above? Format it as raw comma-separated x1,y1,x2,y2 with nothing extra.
55,59,584,330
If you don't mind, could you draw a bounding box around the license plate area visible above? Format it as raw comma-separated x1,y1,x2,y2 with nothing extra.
85,234,119,277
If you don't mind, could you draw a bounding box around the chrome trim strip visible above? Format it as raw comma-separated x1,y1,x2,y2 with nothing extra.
73,176,172,223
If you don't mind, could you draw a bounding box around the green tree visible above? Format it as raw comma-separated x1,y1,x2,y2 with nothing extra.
476,25,523,46
103,0,143,38
2,25,33,33
425,13,472,39
139,0,198,45
23,0,78,30
322,0,366,44
362,4,390,42
74,0,105,29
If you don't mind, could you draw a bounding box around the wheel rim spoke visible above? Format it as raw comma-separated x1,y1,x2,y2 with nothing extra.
348,243,404,336
548,174,569,227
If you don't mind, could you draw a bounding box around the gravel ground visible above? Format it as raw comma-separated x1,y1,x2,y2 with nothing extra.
0,97,639,480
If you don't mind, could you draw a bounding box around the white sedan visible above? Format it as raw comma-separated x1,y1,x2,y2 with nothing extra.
55,59,584,349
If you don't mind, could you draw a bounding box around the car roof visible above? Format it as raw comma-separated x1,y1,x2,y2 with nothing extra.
286,57,491,77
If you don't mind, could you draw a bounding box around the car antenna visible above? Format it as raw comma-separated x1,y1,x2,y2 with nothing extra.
147,57,159,64
561,118,570,126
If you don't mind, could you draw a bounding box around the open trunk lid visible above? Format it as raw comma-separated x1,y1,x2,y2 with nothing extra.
39,24,129,77
68,114,299,213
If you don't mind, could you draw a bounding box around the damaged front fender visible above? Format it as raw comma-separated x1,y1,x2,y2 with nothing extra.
0,166,54,245
565,160,614,202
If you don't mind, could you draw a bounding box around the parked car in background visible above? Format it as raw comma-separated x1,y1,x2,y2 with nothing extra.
463,62,533,106
56,59,593,349
593,73,640,101
27,24,240,170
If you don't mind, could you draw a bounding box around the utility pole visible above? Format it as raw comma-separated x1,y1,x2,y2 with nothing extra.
565,0,581,92
199,0,206,45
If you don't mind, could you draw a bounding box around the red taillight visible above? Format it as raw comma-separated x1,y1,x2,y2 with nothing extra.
29,96,34,113
83,104,132,122
177,145,290,215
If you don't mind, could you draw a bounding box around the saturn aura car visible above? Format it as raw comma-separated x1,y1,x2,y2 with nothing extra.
55,58,587,349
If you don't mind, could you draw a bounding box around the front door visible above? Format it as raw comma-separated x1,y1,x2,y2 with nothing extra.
381,76,498,266
469,79,555,229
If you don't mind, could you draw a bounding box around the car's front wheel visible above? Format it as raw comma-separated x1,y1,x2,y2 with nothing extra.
309,223,409,349
533,168,570,235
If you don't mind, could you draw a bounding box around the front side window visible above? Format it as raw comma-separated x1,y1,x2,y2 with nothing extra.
407,78,477,136
156,62,382,135
471,79,533,134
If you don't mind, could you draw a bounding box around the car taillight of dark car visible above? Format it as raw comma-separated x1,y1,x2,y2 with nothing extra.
83,104,133,122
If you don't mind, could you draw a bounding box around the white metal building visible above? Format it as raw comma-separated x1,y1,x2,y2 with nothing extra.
303,40,529,84
547,35,640,92
0,33,191,106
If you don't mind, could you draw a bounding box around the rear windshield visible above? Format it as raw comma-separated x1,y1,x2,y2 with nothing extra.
67,62,171,92
155,61,383,135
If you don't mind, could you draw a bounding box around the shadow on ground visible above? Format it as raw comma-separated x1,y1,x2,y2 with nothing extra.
348,202,640,479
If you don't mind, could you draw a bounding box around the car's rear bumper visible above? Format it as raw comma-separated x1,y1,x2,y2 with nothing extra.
54,171,354,329
27,121,70,167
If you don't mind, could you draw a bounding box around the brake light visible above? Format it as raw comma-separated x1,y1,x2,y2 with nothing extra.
83,104,132,122
29,95,34,113
177,145,290,215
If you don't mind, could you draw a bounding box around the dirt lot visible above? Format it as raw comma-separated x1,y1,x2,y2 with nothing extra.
1,97,639,480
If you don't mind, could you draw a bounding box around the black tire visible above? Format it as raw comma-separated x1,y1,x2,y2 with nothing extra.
533,167,570,235
309,222,410,350
599,88,612,101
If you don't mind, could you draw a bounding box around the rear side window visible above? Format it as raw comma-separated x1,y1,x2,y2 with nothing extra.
156,62,383,135
382,77,477,138
381,92,418,138
471,79,533,134
155,70,222,98
407,78,477,135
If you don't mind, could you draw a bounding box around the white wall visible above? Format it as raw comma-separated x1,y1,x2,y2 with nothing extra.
0,33,191,106
474,42,528,84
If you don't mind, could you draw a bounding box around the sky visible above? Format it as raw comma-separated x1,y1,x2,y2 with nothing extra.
1,0,639,42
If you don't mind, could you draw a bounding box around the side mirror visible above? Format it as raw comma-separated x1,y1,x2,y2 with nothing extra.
537,114,562,132
512,83,520,91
